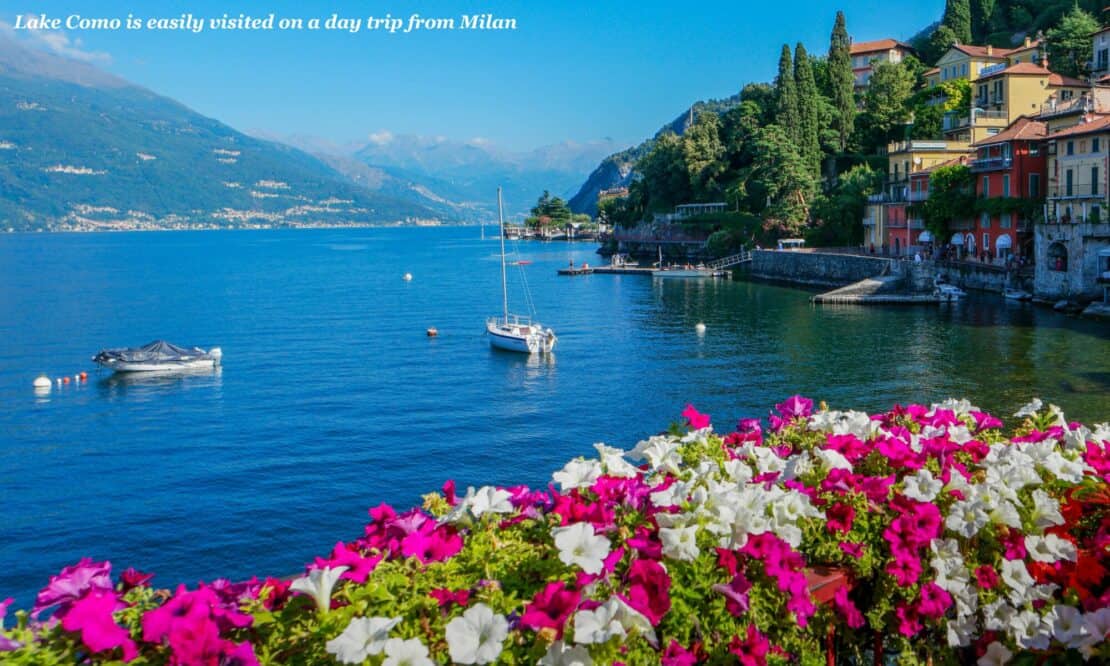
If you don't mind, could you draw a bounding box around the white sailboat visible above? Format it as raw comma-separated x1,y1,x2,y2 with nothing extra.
486,188,557,354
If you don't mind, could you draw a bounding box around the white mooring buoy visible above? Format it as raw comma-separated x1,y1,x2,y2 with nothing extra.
695,322,707,335
33,375,52,391
403,272,413,281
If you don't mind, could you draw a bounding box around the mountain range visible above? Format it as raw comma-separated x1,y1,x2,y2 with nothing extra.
0,33,618,231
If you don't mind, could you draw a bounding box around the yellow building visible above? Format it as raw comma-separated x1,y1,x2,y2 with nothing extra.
945,62,1087,144
1003,37,1043,66
1045,116,1110,224
933,44,1008,84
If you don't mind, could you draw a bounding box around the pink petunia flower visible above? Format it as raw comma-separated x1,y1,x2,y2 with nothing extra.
429,588,471,610
622,559,671,625
712,573,752,616
975,565,1000,590
916,582,952,619
838,542,863,559
33,558,113,617
729,624,770,666
682,404,711,430
59,589,137,662
895,602,922,637
313,542,383,583
832,587,864,629
775,395,814,420
519,582,579,638
662,639,698,666
825,503,855,533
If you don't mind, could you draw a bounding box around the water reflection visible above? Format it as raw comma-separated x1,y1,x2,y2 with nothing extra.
97,367,223,401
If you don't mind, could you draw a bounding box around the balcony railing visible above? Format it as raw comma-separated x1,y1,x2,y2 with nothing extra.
908,218,925,229
1039,95,1095,118
943,109,1009,132
1048,184,1105,200
969,156,1012,172
907,190,928,202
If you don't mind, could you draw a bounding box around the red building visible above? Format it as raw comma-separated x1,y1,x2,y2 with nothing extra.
966,116,1046,262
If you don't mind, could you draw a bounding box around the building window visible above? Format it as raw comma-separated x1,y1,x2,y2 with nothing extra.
1030,173,1040,197
1048,242,1068,271
1029,143,1040,156
980,212,990,229
1093,167,1100,196
1100,48,1109,71
983,233,990,252
1066,169,1074,196
1095,138,1102,153
1003,174,1010,196
983,176,990,197
1000,213,1012,228
961,63,967,76
1067,141,1074,156
1080,140,1088,153
1062,90,1074,101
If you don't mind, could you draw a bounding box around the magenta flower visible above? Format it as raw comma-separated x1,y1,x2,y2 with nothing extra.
728,624,770,666
737,417,762,433
313,542,383,583
1000,529,1027,560
519,582,580,638
832,587,864,629
895,602,922,637
622,559,671,625
916,582,952,619
975,565,1000,590
825,503,855,533
775,395,813,419
119,568,154,593
442,479,458,505
628,526,663,560
429,587,471,609
1,598,21,652
662,639,698,666
682,404,711,430
712,573,752,616
58,589,137,662
399,527,463,563
33,558,113,617
970,411,1004,432
838,542,863,559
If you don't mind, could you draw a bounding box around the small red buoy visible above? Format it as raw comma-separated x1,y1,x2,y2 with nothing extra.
426,327,438,337
62,376,71,384
79,372,88,381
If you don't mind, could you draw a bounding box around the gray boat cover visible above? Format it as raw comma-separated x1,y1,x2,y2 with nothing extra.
93,340,207,364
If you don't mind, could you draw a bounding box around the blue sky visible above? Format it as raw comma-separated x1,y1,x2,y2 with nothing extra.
7,1,945,150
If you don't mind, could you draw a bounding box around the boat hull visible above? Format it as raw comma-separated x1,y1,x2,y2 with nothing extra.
651,269,723,278
95,358,219,373
486,320,556,354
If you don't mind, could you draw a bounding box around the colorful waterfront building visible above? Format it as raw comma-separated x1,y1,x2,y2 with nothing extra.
1038,115,1110,300
967,116,1047,262
945,60,1086,144
850,38,915,90
870,139,971,256
1093,25,1110,82
933,43,1009,84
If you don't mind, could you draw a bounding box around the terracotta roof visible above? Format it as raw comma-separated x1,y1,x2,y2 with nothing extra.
924,67,940,75
1048,72,1088,87
917,156,968,175
978,62,1050,79
950,44,1009,59
1047,115,1110,139
850,38,912,55
972,116,1048,146
1006,39,1042,53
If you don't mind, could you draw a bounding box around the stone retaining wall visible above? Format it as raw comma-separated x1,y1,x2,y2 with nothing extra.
745,250,893,287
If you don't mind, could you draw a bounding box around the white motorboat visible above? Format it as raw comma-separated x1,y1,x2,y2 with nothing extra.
933,276,966,302
93,340,222,372
1003,288,1032,301
486,188,556,354
652,266,724,278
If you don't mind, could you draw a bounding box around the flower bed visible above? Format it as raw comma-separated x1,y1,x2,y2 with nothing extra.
2,397,1108,665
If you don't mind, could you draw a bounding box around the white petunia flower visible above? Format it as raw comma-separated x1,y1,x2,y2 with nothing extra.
628,436,682,474
382,637,434,666
813,447,853,472
553,459,602,491
539,640,594,665
325,616,402,663
552,522,611,575
594,443,640,478
902,468,942,502
1048,605,1090,648
467,486,514,518
444,603,509,664
659,525,700,561
291,566,349,614
1014,398,1043,418
945,499,990,538
1009,609,1051,650
982,599,1016,632
946,615,976,647
573,600,625,644
1029,489,1065,530
1025,534,1078,563
976,641,1013,666
999,560,1036,605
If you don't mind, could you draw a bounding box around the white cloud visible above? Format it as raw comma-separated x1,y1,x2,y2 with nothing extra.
0,14,111,63
367,130,394,145
466,136,492,147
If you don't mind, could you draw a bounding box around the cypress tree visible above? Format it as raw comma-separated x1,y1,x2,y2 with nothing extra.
943,0,973,45
774,44,801,145
794,43,821,177
971,0,995,42
828,11,855,153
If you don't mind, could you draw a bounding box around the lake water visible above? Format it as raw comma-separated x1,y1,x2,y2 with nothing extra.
1,227,1107,606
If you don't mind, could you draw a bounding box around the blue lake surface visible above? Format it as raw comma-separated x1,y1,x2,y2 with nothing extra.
1,226,1108,606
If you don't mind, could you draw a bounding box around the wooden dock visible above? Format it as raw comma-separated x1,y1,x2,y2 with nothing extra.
557,267,594,276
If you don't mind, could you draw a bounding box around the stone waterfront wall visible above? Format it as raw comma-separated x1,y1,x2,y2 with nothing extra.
1034,221,1110,301
905,261,1030,294
745,250,894,287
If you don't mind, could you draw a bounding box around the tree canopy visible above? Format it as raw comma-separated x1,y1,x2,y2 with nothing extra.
1046,5,1100,79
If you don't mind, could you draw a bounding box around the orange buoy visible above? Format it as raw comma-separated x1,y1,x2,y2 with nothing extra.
79,371,88,381
426,327,439,337
62,376,71,384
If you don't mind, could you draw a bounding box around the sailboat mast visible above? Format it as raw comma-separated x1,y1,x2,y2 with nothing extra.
497,187,509,324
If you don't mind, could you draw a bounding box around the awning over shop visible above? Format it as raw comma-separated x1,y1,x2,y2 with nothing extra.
950,233,964,245
996,234,1012,249
919,231,933,243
